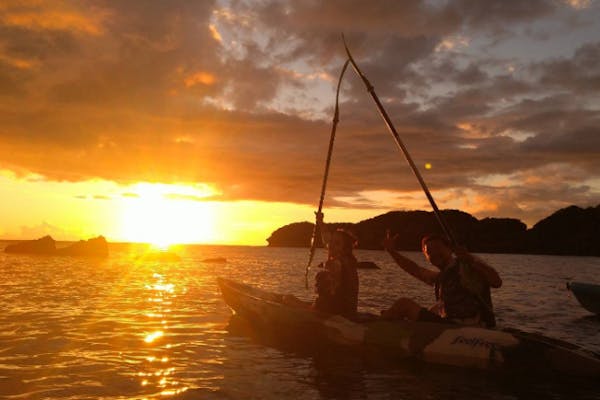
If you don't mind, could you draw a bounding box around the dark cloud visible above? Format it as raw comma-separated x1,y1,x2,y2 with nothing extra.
164,193,219,202
521,126,600,155
450,0,556,28
533,41,600,92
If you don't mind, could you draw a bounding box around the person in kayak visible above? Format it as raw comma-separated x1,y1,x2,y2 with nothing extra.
282,212,359,319
381,231,501,327
312,211,359,319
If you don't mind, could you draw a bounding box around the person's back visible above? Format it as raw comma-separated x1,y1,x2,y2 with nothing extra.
312,270,336,314
312,219,359,319
322,254,358,319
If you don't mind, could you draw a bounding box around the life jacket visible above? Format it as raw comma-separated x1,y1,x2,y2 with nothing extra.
434,260,496,328
317,255,358,319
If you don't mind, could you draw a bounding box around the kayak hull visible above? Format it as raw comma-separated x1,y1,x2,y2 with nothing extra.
568,281,600,315
218,278,600,377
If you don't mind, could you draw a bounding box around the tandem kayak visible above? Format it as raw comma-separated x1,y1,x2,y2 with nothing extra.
218,278,600,377
568,281,600,315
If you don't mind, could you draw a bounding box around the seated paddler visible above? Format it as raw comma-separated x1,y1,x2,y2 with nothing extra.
381,231,502,328
282,212,359,320
312,211,359,319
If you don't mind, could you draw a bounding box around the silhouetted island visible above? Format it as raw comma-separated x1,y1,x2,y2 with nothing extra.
266,204,600,257
5,235,108,257
4,235,56,255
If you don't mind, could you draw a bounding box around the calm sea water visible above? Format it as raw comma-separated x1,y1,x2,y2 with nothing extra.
0,242,599,399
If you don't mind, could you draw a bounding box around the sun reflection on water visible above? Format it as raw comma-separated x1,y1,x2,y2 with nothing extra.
144,331,164,343
138,271,188,397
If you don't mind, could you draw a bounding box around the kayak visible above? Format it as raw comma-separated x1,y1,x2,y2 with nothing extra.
218,278,600,377
568,281,600,315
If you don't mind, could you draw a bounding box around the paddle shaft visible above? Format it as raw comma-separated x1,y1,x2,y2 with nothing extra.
343,37,456,247
305,59,350,288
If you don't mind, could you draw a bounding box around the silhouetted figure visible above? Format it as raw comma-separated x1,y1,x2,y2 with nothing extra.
281,213,359,320
312,212,359,319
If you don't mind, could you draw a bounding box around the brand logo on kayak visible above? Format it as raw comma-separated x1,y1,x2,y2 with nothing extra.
450,336,498,350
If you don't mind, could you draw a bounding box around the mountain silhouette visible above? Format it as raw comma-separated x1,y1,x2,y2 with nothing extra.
267,204,600,256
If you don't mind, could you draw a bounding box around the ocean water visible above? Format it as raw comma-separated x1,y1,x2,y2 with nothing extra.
0,242,599,399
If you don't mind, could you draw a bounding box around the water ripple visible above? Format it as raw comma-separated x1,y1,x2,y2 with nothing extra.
0,244,599,399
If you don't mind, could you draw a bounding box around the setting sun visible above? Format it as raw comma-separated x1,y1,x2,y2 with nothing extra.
118,183,217,246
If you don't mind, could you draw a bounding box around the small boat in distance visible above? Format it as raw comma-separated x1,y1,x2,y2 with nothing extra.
567,282,600,315
218,278,600,377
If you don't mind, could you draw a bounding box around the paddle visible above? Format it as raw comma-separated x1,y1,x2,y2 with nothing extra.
342,35,457,248
305,59,350,288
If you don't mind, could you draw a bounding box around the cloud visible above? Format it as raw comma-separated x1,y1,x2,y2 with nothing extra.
163,193,218,202
532,41,600,92
463,163,600,225
0,1,107,35
564,0,592,10
0,0,599,224
15,221,79,241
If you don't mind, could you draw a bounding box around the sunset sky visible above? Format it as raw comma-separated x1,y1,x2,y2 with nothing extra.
1,0,599,245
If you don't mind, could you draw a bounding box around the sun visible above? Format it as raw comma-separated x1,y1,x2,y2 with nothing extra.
118,183,217,246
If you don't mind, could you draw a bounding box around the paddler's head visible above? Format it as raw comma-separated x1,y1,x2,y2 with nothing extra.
328,229,357,258
421,234,453,270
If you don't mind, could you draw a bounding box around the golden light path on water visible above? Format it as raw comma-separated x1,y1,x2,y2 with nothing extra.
139,272,188,397
96,247,232,399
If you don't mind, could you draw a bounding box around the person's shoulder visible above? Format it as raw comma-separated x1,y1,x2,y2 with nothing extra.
458,259,477,275
460,258,491,275
458,260,490,287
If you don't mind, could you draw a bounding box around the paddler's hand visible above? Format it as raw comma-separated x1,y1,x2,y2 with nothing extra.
315,211,324,224
383,229,398,252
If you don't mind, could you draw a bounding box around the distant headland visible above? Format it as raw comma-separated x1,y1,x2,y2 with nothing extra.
266,204,600,257
4,235,109,257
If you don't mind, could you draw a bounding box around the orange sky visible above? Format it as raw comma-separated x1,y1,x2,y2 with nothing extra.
0,171,392,245
1,1,599,245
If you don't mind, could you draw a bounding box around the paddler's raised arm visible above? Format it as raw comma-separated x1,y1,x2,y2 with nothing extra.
383,230,438,286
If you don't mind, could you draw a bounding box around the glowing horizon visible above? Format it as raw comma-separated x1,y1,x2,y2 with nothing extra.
0,172,391,246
